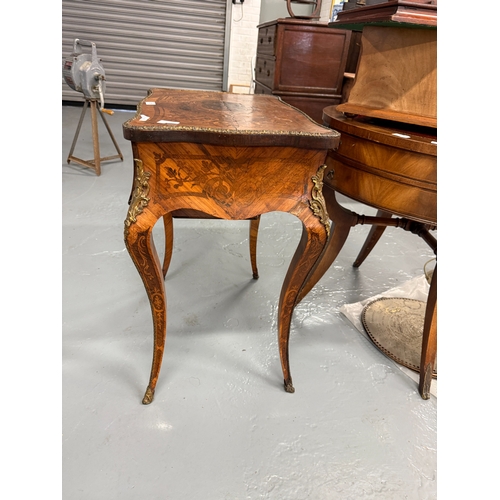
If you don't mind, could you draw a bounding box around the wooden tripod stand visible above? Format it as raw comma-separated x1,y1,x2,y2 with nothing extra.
66,98,123,176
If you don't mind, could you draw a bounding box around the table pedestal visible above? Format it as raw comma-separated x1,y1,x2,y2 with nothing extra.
298,108,437,398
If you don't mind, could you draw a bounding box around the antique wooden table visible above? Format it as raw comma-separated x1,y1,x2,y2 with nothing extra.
122,88,340,404
309,2,438,399
296,108,437,398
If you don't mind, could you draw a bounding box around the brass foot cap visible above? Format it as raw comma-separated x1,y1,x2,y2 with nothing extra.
142,387,155,405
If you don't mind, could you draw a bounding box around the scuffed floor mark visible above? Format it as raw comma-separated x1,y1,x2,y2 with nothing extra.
183,313,200,327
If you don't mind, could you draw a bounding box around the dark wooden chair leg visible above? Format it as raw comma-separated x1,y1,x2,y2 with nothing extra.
249,216,261,279
419,265,437,399
353,209,393,267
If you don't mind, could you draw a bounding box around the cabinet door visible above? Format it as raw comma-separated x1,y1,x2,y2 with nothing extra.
275,26,351,95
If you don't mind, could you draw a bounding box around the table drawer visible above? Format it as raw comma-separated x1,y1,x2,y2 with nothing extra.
324,147,437,225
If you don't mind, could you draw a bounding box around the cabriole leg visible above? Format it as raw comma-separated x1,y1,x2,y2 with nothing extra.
297,185,358,303
162,213,174,279
249,216,261,279
278,217,327,393
125,223,166,404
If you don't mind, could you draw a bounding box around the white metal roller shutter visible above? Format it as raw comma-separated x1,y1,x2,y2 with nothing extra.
62,0,229,106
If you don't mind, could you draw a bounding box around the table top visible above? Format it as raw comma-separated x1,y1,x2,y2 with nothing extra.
123,88,340,149
322,106,436,225
322,107,437,156
330,1,437,31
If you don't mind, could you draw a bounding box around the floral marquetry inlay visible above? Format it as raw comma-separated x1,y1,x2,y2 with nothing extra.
152,149,269,210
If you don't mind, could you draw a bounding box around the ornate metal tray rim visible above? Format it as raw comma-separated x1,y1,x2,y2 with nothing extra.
361,296,437,378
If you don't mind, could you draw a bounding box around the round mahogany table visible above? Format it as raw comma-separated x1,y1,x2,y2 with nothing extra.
298,107,437,398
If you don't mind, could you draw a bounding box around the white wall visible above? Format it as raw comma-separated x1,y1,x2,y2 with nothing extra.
227,0,262,92
259,0,313,23
319,1,334,22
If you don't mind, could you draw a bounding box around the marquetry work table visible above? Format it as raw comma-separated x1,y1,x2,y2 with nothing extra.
122,88,340,404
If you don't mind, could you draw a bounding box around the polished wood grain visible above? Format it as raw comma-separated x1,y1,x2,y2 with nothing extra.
336,26,436,127
420,265,437,396
353,209,392,268
331,2,437,128
314,3,437,397
322,110,436,224
332,0,437,29
123,88,339,404
254,18,354,123
297,108,437,398
123,88,338,149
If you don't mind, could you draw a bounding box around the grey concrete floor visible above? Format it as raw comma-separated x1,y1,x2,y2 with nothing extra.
62,103,437,499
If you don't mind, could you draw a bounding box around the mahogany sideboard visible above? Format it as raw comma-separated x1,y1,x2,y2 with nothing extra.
122,88,340,404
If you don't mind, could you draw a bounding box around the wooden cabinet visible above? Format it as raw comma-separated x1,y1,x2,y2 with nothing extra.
254,18,353,123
